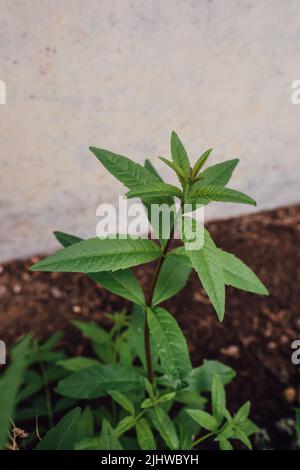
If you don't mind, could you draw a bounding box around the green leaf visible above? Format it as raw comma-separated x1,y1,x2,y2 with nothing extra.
152,256,191,305
147,307,192,389
126,182,182,201
57,357,99,372
73,320,111,344
76,407,94,443
201,159,239,186
234,428,252,449
188,360,236,393
0,335,32,449
171,131,190,176
30,237,161,273
143,160,175,246
148,407,179,449
99,419,123,450
159,157,186,183
190,185,256,206
54,231,146,305
185,409,218,432
212,374,227,425
107,390,135,415
219,249,269,295
234,401,250,424
295,408,300,448
192,148,213,176
56,364,144,399
136,418,156,450
239,418,259,436
36,407,81,450
115,416,136,437
90,147,160,189
184,225,225,321
128,305,158,369
219,438,233,450
175,410,201,450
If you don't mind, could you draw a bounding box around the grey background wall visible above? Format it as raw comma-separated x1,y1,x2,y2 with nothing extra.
1,0,300,261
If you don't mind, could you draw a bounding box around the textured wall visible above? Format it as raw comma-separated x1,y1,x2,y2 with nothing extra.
1,0,300,261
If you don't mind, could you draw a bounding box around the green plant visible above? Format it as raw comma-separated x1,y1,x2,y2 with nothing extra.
25,131,268,450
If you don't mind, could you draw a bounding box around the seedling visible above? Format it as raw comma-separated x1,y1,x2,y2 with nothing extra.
27,131,268,450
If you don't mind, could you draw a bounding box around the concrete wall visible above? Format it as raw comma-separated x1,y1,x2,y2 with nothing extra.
1,0,300,261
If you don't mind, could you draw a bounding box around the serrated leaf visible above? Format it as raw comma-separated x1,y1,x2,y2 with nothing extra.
136,418,156,450
188,360,236,393
219,249,268,295
147,307,192,389
190,185,256,206
54,231,145,305
148,407,179,450
90,147,160,189
108,390,135,415
0,336,32,449
171,131,190,176
57,357,99,372
126,182,182,201
152,256,191,305
192,148,213,176
185,409,218,432
36,407,81,450
99,419,123,450
212,374,227,425
201,159,239,186
30,237,161,273
56,364,144,399
184,223,225,321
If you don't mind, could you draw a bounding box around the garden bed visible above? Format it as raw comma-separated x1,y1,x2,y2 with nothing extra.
1,204,300,449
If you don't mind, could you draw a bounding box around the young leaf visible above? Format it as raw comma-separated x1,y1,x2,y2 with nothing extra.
185,409,218,432
234,428,252,449
56,364,144,399
184,224,225,321
188,360,236,393
126,182,183,201
152,256,191,305
148,407,179,450
115,416,136,437
234,401,250,424
36,407,81,450
76,407,94,443
30,237,161,273
192,148,213,177
219,249,269,295
171,131,190,176
159,157,186,183
200,159,239,186
219,438,233,450
90,147,160,189
99,419,123,450
57,357,100,372
73,320,111,344
190,185,256,206
0,336,32,449
54,231,145,305
212,374,227,426
107,390,135,415
175,409,201,450
136,418,156,450
147,307,192,389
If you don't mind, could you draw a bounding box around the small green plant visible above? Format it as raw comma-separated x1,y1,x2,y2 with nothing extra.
26,131,268,450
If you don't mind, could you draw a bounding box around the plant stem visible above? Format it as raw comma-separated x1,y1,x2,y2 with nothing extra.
144,227,175,383
191,431,214,448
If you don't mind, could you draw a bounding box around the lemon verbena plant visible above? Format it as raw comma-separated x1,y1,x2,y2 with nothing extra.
28,131,269,450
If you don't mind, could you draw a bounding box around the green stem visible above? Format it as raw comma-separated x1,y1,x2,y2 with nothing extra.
144,227,175,383
191,431,214,448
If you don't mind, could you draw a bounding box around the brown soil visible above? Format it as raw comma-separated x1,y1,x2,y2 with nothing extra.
1,204,300,449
